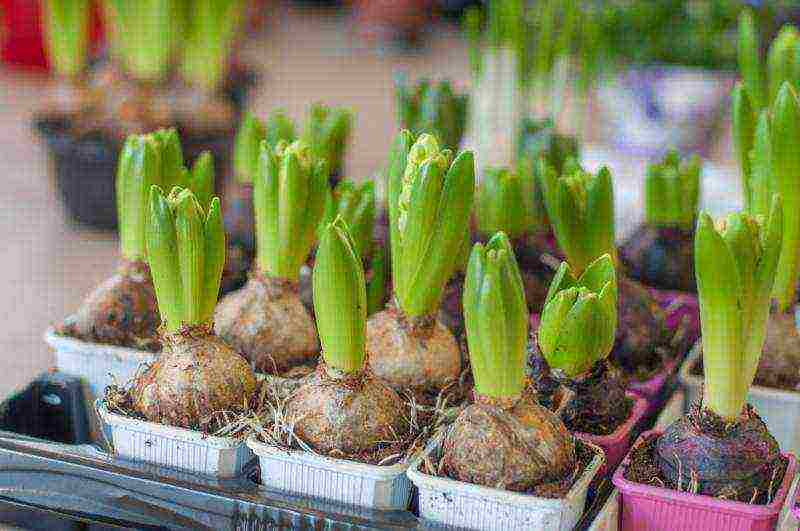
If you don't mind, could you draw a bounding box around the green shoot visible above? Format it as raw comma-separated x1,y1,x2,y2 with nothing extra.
320,180,375,261
300,103,353,176
463,232,528,399
180,0,247,92
254,140,328,282
644,150,702,230
147,186,226,332
387,132,475,318
539,159,616,276
42,0,91,79
538,254,617,379
313,217,367,374
475,166,539,239
694,198,783,420
395,77,469,151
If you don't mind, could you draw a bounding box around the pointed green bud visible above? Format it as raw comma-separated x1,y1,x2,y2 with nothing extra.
396,78,469,151
301,103,353,175
254,139,329,281
539,160,616,276
42,0,91,79
476,166,540,238
770,82,800,310
738,9,765,110
538,254,617,379
391,132,475,317
644,150,702,230
234,114,267,183
117,135,160,261
463,232,528,399
147,185,226,332
189,151,215,212
749,110,774,220
767,25,800,105
695,198,782,420
320,180,376,260
314,217,367,374
149,128,185,190
732,84,757,210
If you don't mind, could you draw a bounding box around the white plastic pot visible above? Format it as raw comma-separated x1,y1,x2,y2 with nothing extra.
407,433,605,531
247,435,413,510
97,400,253,478
44,327,156,399
680,343,800,456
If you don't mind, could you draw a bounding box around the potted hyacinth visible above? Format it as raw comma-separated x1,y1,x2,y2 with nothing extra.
535,254,647,473
407,233,605,531
35,0,253,229
100,185,256,477
615,201,798,530
47,129,214,400
215,139,325,377
620,150,702,293
686,84,800,454
366,132,474,401
247,218,429,510
539,161,692,406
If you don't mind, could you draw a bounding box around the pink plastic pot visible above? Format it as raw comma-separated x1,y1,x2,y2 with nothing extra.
793,487,800,522
613,430,798,531
576,393,648,476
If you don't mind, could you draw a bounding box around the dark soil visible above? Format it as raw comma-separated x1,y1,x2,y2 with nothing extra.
620,225,695,293
625,433,787,505
529,341,632,436
423,438,598,499
612,276,683,383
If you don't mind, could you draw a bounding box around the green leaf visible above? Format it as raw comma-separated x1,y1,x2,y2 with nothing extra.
174,190,206,325
146,186,182,331
314,217,367,373
234,113,267,183
738,9,765,110
386,131,413,293
733,85,757,211
767,26,800,106
118,136,160,261
202,197,225,324
190,151,215,212
42,0,91,78
254,142,280,276
366,243,388,315
770,82,800,310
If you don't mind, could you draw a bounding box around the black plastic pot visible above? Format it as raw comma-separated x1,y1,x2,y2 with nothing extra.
34,70,257,231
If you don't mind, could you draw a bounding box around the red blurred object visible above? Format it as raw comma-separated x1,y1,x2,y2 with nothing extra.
350,0,433,45
1,0,103,71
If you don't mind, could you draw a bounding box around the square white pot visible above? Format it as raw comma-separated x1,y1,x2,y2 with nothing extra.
407,433,605,531
247,435,413,510
44,327,156,399
97,400,253,478
680,343,800,456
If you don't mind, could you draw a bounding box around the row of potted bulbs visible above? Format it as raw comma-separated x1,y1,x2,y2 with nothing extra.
46,116,800,529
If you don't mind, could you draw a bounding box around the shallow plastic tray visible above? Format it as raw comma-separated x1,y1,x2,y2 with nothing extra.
680,343,800,456
247,435,413,511
407,433,605,531
97,400,254,479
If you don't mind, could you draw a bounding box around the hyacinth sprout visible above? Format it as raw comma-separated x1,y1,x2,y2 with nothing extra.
644,150,702,231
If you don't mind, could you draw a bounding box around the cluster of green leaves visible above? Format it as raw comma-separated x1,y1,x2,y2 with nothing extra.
538,255,617,379
313,218,367,374
539,159,616,276
148,184,224,332
395,78,468,151
694,199,783,420
387,132,475,318
644,150,702,230
735,12,800,311
254,140,328,281
235,105,352,182
42,0,91,79
463,233,528,399
517,118,580,176
475,166,541,239
117,129,214,261
101,0,246,89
